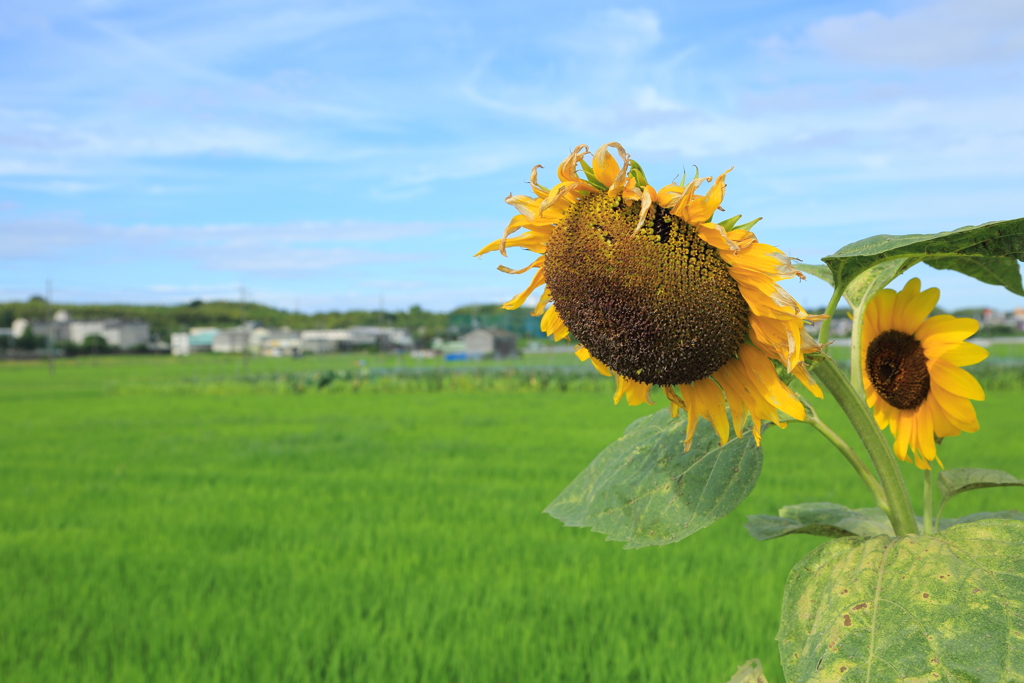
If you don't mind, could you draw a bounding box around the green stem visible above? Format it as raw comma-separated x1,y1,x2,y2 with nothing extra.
811,355,918,536
817,286,845,348
923,467,934,535
849,305,866,397
803,406,889,513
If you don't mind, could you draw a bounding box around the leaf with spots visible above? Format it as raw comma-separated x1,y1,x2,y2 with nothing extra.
822,217,1024,297
777,519,1024,682
544,408,761,549
937,468,1024,520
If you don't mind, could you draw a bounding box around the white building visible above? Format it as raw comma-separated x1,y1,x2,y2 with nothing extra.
299,327,414,352
259,330,301,356
11,318,29,339
346,326,414,349
171,332,191,356
212,329,250,353
462,329,518,359
69,319,150,349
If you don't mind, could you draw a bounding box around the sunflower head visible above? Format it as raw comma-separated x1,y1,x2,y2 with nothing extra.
863,278,988,469
476,143,825,450
547,191,751,386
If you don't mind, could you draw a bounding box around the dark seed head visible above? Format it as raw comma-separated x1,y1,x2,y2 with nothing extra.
866,330,930,410
544,192,750,386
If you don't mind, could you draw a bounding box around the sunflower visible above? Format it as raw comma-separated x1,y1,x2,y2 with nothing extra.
862,278,987,470
475,143,824,450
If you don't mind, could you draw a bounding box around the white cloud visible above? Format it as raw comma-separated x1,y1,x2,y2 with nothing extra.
808,0,1024,67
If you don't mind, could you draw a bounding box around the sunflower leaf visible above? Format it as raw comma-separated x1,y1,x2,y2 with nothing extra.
778,519,1024,683
937,468,1024,518
800,263,833,286
840,259,913,309
938,509,1024,530
746,502,894,541
544,408,761,549
823,217,1024,297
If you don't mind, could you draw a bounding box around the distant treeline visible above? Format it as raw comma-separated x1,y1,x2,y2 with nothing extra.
0,298,539,343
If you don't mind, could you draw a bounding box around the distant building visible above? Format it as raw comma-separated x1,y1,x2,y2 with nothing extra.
806,316,853,338
298,326,414,352
212,329,250,354
11,318,29,339
462,329,518,359
259,330,301,357
187,328,219,353
11,312,146,350
170,332,191,356
69,319,150,349
346,326,414,349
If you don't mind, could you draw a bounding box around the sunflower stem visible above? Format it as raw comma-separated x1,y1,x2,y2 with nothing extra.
810,354,918,536
803,405,889,514
817,286,845,348
923,467,934,535
849,305,866,397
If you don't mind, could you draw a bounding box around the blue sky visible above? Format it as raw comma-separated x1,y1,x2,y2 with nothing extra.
2,0,1023,313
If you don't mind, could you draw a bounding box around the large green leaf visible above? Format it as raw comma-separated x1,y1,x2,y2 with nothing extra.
748,502,1024,541
937,468,1024,520
746,503,893,540
822,218,1024,296
840,259,913,309
800,263,834,286
544,409,761,549
777,519,1024,682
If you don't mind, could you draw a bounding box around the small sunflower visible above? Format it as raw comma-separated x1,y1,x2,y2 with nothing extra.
862,278,988,470
475,143,824,449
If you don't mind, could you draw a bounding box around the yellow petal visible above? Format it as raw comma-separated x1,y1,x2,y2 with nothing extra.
696,377,731,445
871,288,897,335
683,169,731,225
791,363,824,399
926,394,961,438
929,358,985,401
893,281,940,335
930,383,980,432
557,145,589,183
497,255,544,275
502,268,546,310
592,143,622,188
590,356,613,377
917,315,979,346
915,405,937,465
938,341,988,367
893,410,913,462
531,288,552,316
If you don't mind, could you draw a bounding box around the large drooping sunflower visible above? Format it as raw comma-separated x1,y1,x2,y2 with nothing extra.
862,278,987,470
475,143,825,450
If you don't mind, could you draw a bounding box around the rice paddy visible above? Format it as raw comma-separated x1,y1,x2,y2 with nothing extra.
1,353,1022,682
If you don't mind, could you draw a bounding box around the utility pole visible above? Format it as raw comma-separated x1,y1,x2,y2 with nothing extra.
240,285,249,376
46,279,54,375
378,294,386,355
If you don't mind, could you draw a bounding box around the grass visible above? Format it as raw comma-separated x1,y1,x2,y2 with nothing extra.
1,355,1022,682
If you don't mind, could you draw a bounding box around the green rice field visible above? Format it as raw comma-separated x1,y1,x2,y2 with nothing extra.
2,353,1023,682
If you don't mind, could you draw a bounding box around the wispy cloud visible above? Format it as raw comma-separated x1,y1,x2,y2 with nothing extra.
1,0,1022,312
808,0,1024,67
